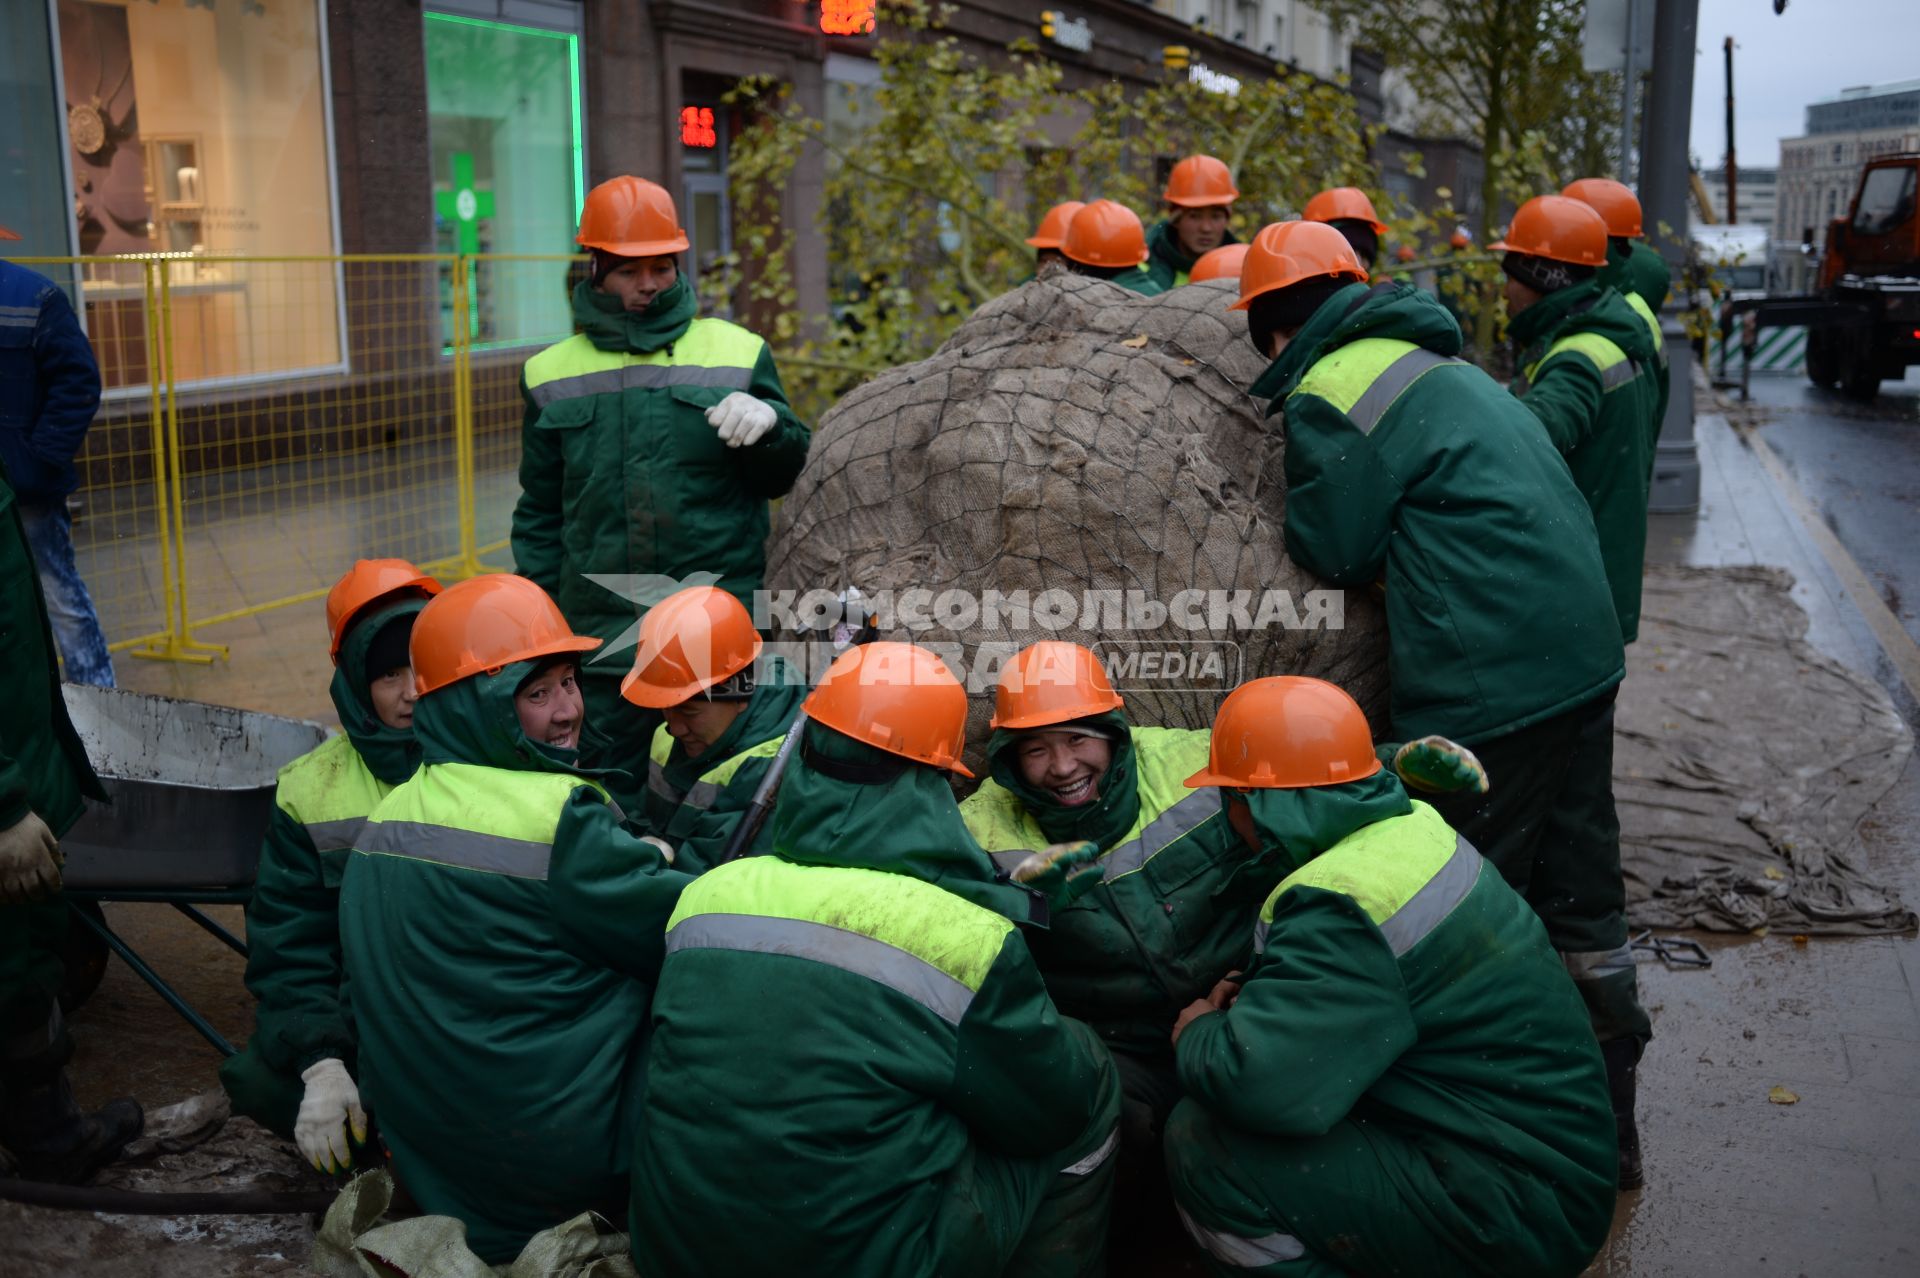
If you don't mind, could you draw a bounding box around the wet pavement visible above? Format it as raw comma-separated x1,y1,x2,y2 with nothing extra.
32,372,1920,1274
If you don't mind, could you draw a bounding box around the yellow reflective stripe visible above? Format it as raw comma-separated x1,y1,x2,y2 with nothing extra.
368,762,601,846
959,780,1048,853
356,819,557,880
1259,802,1469,955
276,734,392,831
680,734,788,812
523,318,766,390
669,856,1011,992
649,724,675,768
1290,337,1419,415
1527,331,1635,391
1624,292,1666,365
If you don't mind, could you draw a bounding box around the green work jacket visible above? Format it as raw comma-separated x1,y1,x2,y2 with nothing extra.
961,725,1262,1057
1511,280,1664,643
628,851,1112,1277
339,672,689,1264
1144,219,1239,291
1177,788,1616,1276
510,280,809,648
0,470,103,835
641,657,806,874
1261,282,1624,745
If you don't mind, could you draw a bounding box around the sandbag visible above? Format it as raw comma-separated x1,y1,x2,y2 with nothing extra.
766,270,1389,765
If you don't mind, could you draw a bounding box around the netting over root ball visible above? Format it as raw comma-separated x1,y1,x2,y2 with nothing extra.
766,269,1389,769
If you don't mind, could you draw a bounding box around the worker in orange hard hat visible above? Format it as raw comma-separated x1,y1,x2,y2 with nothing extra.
339,573,689,1261
1061,199,1163,295
219,559,442,1173
1302,185,1390,270
1186,243,1249,284
1237,217,1644,1193
1563,176,1671,312
1027,200,1087,272
624,640,1123,1276
1162,676,1616,1278
512,175,810,816
1144,155,1240,290
623,585,805,871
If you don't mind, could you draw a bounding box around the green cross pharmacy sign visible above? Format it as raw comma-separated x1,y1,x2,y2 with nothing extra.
434,152,495,254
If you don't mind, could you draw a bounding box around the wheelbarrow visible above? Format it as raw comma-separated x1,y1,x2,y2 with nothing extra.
57,685,330,1057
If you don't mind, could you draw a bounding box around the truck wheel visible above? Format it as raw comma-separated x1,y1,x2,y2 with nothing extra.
1805,328,1839,388
1838,337,1881,402
59,901,111,1015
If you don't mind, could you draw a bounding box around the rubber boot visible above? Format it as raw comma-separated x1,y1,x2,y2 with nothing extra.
0,1068,144,1184
1601,1037,1643,1190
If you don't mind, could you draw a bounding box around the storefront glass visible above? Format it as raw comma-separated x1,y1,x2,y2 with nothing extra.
425,11,583,349
51,0,342,388
0,3,72,257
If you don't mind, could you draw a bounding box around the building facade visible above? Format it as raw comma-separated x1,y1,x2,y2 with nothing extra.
1697,165,1777,236
1775,78,1920,292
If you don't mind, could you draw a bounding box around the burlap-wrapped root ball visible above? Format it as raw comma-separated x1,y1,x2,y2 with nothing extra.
766,269,1388,770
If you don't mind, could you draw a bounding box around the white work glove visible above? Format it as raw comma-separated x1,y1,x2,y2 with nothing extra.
0,812,62,904
639,835,677,866
705,392,778,448
295,1057,368,1175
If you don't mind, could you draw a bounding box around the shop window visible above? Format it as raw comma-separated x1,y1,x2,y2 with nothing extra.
52,0,343,390
425,11,584,351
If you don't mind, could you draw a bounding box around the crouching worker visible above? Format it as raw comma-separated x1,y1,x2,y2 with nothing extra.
627,642,1121,1277
621,585,803,872
1164,677,1616,1277
219,560,440,1173
339,574,689,1262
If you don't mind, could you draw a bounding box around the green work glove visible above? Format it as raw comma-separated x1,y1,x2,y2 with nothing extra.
1009,841,1106,908
1391,736,1490,795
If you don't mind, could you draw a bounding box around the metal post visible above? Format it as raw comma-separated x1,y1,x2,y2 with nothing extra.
1619,0,1639,184
1724,36,1738,223
1641,0,1703,514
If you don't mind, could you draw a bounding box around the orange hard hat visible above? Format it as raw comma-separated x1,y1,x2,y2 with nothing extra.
1449,228,1471,250
410,574,601,696
1561,177,1644,239
1164,155,1240,208
1490,195,1609,268
1062,199,1148,270
1394,244,1417,263
990,641,1124,731
576,176,690,257
1188,243,1250,284
620,586,763,709
1027,201,1087,249
1230,220,1368,312
1185,676,1382,789
803,642,974,777
0,225,20,242
1302,187,1388,236
325,559,442,663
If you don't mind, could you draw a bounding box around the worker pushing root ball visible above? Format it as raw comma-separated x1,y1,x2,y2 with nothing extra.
1144,155,1241,291
511,176,809,812
624,642,1122,1277
339,574,689,1262
219,558,441,1174
1301,185,1390,274
1061,199,1165,295
1163,677,1617,1277
1027,200,1087,273
623,584,805,872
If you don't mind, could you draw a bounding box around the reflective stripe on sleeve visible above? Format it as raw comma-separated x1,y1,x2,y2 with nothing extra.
1175,1203,1308,1266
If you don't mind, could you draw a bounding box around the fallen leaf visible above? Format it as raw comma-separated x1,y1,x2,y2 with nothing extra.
1792,934,1809,947
1768,1085,1799,1105
1653,662,1668,672
1121,333,1149,348
1763,866,1787,881
1180,357,1196,365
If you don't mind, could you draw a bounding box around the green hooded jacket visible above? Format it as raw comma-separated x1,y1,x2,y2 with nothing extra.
640,654,806,873
236,597,426,1079
1261,281,1625,744
1175,775,1616,1275
1510,280,1663,644
1144,219,1239,291
510,278,810,648
961,715,1271,1058
623,722,1113,1276
1611,238,1673,310
0,468,104,836
339,660,690,1263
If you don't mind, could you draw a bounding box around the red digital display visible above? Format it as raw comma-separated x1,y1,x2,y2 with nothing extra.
680,106,717,149
820,0,875,36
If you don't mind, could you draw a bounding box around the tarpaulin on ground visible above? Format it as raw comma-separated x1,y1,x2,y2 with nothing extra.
1618,565,1916,934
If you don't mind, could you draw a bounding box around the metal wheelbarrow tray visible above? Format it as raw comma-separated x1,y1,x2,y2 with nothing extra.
56,686,330,1056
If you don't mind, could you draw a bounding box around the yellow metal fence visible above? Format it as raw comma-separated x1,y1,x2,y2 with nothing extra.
6,253,586,665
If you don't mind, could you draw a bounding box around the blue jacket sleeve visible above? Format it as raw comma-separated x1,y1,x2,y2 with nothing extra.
1175,886,1416,1137
1279,394,1400,587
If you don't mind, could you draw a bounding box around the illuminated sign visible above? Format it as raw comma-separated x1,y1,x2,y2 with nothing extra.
820,0,876,36
1040,11,1093,53
1189,63,1241,96
680,106,717,148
